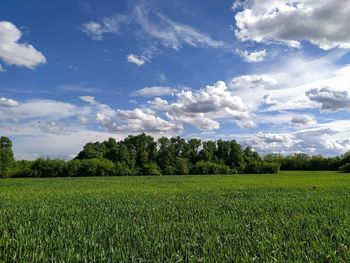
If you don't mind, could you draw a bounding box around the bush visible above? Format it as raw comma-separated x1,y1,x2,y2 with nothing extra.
115,162,137,176
72,159,116,177
163,166,176,175
174,157,190,175
193,161,232,175
10,160,33,178
245,161,280,174
140,162,161,175
27,158,66,178
340,163,350,173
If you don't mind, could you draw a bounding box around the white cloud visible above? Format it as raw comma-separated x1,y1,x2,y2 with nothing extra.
240,126,350,156
97,107,183,134
135,10,225,50
81,15,130,40
79,95,98,105
0,64,6,72
131,86,177,97
10,130,127,160
227,52,350,113
236,49,267,62
83,3,226,62
159,81,254,130
229,74,277,111
126,54,146,66
235,0,350,50
0,99,77,121
306,87,350,112
230,74,277,90
57,84,101,93
0,21,46,68
243,132,297,152
291,115,317,127
0,97,19,107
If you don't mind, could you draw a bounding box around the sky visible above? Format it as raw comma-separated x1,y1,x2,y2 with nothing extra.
1,0,350,159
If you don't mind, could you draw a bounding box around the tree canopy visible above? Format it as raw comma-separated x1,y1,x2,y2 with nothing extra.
2,134,350,178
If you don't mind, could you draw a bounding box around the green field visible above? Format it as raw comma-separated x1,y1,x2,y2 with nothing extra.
1,171,350,262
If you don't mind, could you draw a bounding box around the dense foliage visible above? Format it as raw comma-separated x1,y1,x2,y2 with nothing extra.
0,136,14,176
1,172,350,261
1,134,350,177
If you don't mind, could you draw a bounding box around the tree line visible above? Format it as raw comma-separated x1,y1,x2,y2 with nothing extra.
1,134,350,178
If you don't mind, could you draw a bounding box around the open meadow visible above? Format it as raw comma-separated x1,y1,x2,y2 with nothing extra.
1,171,350,262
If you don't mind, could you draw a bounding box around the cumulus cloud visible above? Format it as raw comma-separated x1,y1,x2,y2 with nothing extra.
234,0,350,50
0,97,19,107
228,52,350,113
236,49,267,62
131,86,177,97
160,81,254,130
97,108,182,133
306,87,350,112
0,21,46,68
243,132,297,152
240,126,350,156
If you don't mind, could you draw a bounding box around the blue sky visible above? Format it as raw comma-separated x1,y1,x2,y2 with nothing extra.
1,0,350,159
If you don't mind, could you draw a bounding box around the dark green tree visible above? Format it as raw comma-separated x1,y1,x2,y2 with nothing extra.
0,136,15,176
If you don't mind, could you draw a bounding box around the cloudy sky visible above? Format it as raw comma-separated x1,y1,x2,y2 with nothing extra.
1,0,350,159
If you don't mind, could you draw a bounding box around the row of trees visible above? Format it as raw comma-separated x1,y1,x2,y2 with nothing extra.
1,134,350,178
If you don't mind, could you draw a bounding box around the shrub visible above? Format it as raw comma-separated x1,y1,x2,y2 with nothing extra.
161,165,176,175
245,161,280,174
140,162,161,175
28,158,66,178
174,157,190,175
115,162,137,176
73,159,116,177
10,160,33,178
193,161,232,175
340,163,350,173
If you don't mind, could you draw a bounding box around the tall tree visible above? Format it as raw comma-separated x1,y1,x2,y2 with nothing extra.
0,136,15,175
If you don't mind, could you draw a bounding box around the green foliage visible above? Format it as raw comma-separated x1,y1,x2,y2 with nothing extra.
115,162,137,176
245,161,281,174
0,136,15,177
140,162,161,176
193,161,232,174
4,133,350,177
1,172,350,262
174,157,190,175
75,142,106,160
10,160,33,178
69,159,116,177
29,158,66,178
277,153,341,171
340,163,350,173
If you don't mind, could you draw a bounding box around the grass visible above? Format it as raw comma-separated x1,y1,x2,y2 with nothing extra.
1,171,350,262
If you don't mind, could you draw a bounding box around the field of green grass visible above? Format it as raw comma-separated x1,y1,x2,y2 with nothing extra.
1,171,350,262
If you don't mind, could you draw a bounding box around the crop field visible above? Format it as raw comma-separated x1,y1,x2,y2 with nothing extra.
1,171,350,262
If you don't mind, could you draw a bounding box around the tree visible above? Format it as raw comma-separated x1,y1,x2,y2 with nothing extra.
243,146,261,164
0,136,15,176
186,138,201,164
157,137,175,174
75,142,106,160
199,141,217,162
228,140,245,171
